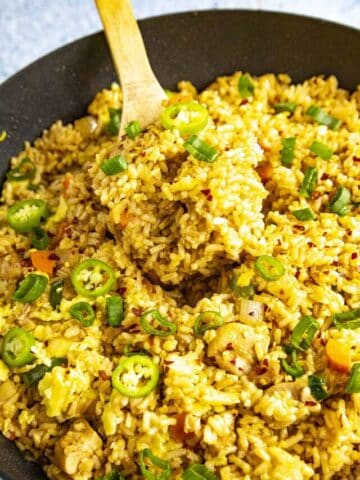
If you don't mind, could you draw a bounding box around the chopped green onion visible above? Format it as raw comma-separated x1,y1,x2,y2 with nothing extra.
230,270,254,298
345,363,360,393
70,301,95,327
112,356,159,398
281,137,296,167
12,274,48,303
182,464,218,480
334,308,360,330
7,157,36,182
254,255,285,281
273,102,297,114
291,316,319,351
306,105,342,130
139,448,171,480
300,167,318,198
194,311,224,337
123,344,150,356
310,140,333,160
184,135,219,163
238,74,254,98
49,279,63,310
308,374,328,401
21,357,67,387
106,108,122,136
140,310,177,337
281,346,304,378
31,226,50,250
329,186,351,216
1,327,35,368
96,471,125,480
106,296,124,327
101,154,128,176
125,120,142,139
292,208,317,221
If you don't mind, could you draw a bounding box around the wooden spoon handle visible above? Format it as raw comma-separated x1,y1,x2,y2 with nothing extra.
95,0,166,134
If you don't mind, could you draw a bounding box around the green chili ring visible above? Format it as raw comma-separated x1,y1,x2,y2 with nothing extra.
70,301,95,327
71,259,116,298
1,327,35,368
194,311,224,337
112,355,159,398
139,448,172,480
12,274,48,303
161,102,209,136
254,255,285,281
7,199,49,233
140,310,177,337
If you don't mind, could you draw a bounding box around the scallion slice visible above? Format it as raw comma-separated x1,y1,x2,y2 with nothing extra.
306,105,342,131
106,108,122,136
310,140,333,160
346,363,360,393
291,316,319,351
182,464,218,480
184,135,219,163
273,102,297,114
238,74,254,98
281,137,296,167
334,308,360,330
281,346,304,378
100,155,128,176
329,186,351,216
124,120,142,139
70,301,95,327
194,311,224,337
300,167,318,198
31,226,50,250
139,448,171,480
308,374,328,401
292,208,316,221
140,310,177,337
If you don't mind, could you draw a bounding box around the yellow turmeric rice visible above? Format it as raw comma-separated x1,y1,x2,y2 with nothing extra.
0,72,359,480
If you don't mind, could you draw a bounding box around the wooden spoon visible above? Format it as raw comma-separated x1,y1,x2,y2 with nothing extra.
95,0,166,136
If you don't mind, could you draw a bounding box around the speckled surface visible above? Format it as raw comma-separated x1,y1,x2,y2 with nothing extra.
0,0,359,83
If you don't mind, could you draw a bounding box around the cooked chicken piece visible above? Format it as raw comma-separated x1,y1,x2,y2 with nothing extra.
54,419,102,476
207,322,270,375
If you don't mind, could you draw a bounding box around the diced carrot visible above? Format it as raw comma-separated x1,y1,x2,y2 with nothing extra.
62,173,72,196
31,250,57,277
167,93,193,106
118,211,133,229
256,162,273,183
169,413,195,443
326,338,351,374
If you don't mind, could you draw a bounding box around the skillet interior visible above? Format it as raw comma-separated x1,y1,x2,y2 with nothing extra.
0,9,359,480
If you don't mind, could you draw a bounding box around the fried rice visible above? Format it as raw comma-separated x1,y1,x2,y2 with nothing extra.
0,72,359,480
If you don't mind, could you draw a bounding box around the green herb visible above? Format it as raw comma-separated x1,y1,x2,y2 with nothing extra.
125,120,142,139
106,296,124,327
310,140,333,160
100,155,128,176
31,226,50,250
329,186,351,216
273,102,297,114
300,167,318,198
238,74,255,98
345,363,360,393
49,279,63,310
7,157,36,182
281,137,296,167
308,374,328,401
281,346,304,378
106,108,122,136
184,135,219,163
291,316,319,351
21,357,67,387
182,464,218,480
306,105,341,130
292,208,317,221
334,308,360,330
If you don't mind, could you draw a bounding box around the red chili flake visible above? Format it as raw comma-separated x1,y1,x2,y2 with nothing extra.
201,189,211,196
64,226,72,236
99,370,110,381
293,225,305,231
207,194,213,201
321,173,330,180
276,239,281,246
320,338,326,346
72,217,79,224
20,258,32,268
48,253,60,261
227,343,234,351
353,156,360,163
323,270,329,274
351,253,358,260
305,401,317,406
132,307,142,317
311,191,322,200
8,432,17,441
332,261,339,266
240,99,249,106
262,358,269,367
118,286,127,295
258,367,268,374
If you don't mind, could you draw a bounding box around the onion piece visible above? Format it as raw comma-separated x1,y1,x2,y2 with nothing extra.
237,298,264,325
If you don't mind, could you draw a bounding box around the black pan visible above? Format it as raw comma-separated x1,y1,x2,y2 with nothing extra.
0,9,359,480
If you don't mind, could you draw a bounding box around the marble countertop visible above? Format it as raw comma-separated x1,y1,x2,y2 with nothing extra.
0,0,359,84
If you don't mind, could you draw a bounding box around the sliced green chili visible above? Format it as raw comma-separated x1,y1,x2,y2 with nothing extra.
12,274,48,303
140,310,177,337
308,374,328,401
194,311,224,337
139,448,171,480
254,255,285,281
230,270,254,298
70,301,95,327
161,102,209,136
310,140,333,160
184,135,219,163
281,137,296,167
21,357,67,387
71,259,116,298
31,226,50,250
125,120,142,139
300,167,318,198
334,308,360,330
106,296,124,327
1,327,35,368
306,105,342,131
273,102,297,114
101,155,128,176
182,464,218,480
49,279,63,310
112,355,159,398
292,208,317,221
345,363,360,393
7,157,36,182
281,346,304,378
96,471,125,480
238,74,254,98
329,186,351,216
291,316,319,351
7,199,49,233
106,107,122,136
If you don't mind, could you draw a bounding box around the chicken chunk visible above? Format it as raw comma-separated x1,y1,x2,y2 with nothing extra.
207,322,270,375
54,419,103,477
